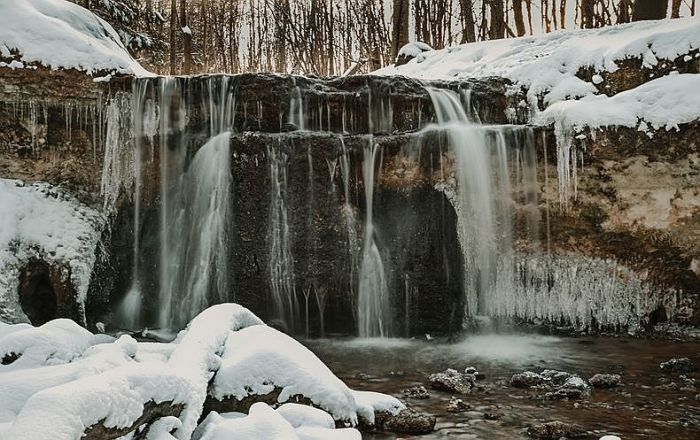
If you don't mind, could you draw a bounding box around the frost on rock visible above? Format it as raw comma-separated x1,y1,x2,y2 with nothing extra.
0,0,149,75
0,179,105,324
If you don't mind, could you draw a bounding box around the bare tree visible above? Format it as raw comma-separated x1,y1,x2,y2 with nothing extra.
390,0,410,59
671,0,682,17
489,0,506,39
581,0,595,28
459,0,477,42
513,0,527,35
169,0,178,74
180,0,192,74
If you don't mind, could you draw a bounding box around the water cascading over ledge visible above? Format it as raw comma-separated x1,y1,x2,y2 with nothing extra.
93,73,686,335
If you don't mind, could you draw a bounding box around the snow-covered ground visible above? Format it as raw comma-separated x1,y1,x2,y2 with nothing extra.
0,304,402,439
0,179,105,324
0,0,149,76
380,17,700,129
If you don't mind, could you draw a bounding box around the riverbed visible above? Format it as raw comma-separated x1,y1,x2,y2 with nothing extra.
304,334,700,439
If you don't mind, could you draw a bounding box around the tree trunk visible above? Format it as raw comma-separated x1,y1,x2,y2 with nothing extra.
488,0,506,39
169,0,178,75
617,0,632,23
581,0,595,28
513,0,526,35
633,0,669,21
459,0,477,43
391,0,410,59
671,0,682,17
180,0,193,74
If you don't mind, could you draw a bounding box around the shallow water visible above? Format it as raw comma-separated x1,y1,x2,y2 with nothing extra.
304,334,700,439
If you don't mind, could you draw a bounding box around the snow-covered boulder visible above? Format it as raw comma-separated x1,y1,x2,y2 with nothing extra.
210,324,359,423
0,318,98,370
395,42,433,66
0,0,148,75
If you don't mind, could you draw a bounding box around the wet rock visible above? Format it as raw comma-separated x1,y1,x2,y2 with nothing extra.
511,371,547,388
483,411,501,420
541,370,574,386
429,368,474,394
355,372,372,380
680,410,699,427
589,374,622,389
562,375,589,390
544,387,587,400
660,357,697,374
446,396,471,413
402,385,430,400
374,408,436,434
465,366,485,380
527,421,585,439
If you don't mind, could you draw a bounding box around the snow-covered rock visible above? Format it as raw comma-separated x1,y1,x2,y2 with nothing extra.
538,73,700,132
211,324,359,423
0,179,105,324
0,0,149,75
396,42,433,66
0,318,97,370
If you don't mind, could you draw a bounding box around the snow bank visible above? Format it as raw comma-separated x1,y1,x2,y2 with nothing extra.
4,363,195,440
0,179,105,323
276,403,335,429
0,0,149,75
378,18,700,107
0,318,96,370
538,73,700,132
0,335,134,417
211,325,358,423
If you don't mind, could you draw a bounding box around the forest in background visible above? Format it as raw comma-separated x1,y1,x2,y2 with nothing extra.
74,0,697,76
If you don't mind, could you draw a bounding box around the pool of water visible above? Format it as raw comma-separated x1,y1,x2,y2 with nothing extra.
303,334,700,439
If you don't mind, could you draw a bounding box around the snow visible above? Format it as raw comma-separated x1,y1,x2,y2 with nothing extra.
211,325,359,423
166,304,264,439
195,403,361,440
538,73,700,132
0,304,399,439
276,403,335,429
0,179,105,323
397,42,433,59
0,318,98,371
0,0,149,75
378,18,700,109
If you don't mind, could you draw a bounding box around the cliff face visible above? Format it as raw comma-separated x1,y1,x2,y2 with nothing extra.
0,66,697,334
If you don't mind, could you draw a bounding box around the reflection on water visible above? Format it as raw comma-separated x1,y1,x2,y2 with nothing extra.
304,334,700,440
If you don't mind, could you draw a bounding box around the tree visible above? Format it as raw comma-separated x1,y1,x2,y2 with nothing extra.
390,0,410,59
459,0,477,43
633,0,669,21
488,0,505,39
671,0,682,17
513,0,527,36
169,0,178,74
180,0,193,74
617,0,633,23
581,0,595,28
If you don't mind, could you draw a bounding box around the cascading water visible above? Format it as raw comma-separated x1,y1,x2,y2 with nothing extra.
357,139,393,337
158,132,232,329
267,140,298,330
155,77,234,330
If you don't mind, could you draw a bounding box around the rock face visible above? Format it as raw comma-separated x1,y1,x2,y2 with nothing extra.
0,66,698,334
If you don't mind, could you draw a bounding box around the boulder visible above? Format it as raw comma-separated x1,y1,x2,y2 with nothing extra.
374,408,436,434
446,396,471,413
527,421,586,439
402,385,430,400
589,374,621,389
428,368,473,393
660,357,697,374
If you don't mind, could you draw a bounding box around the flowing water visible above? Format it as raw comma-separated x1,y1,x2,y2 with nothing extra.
358,139,393,337
305,335,700,439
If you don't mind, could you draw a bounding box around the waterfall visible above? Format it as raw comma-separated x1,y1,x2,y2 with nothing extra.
267,140,298,330
357,139,393,337
115,80,149,329
158,132,232,329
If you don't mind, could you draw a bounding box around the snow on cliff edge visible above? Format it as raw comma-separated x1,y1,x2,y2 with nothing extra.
377,17,700,109
0,0,149,76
